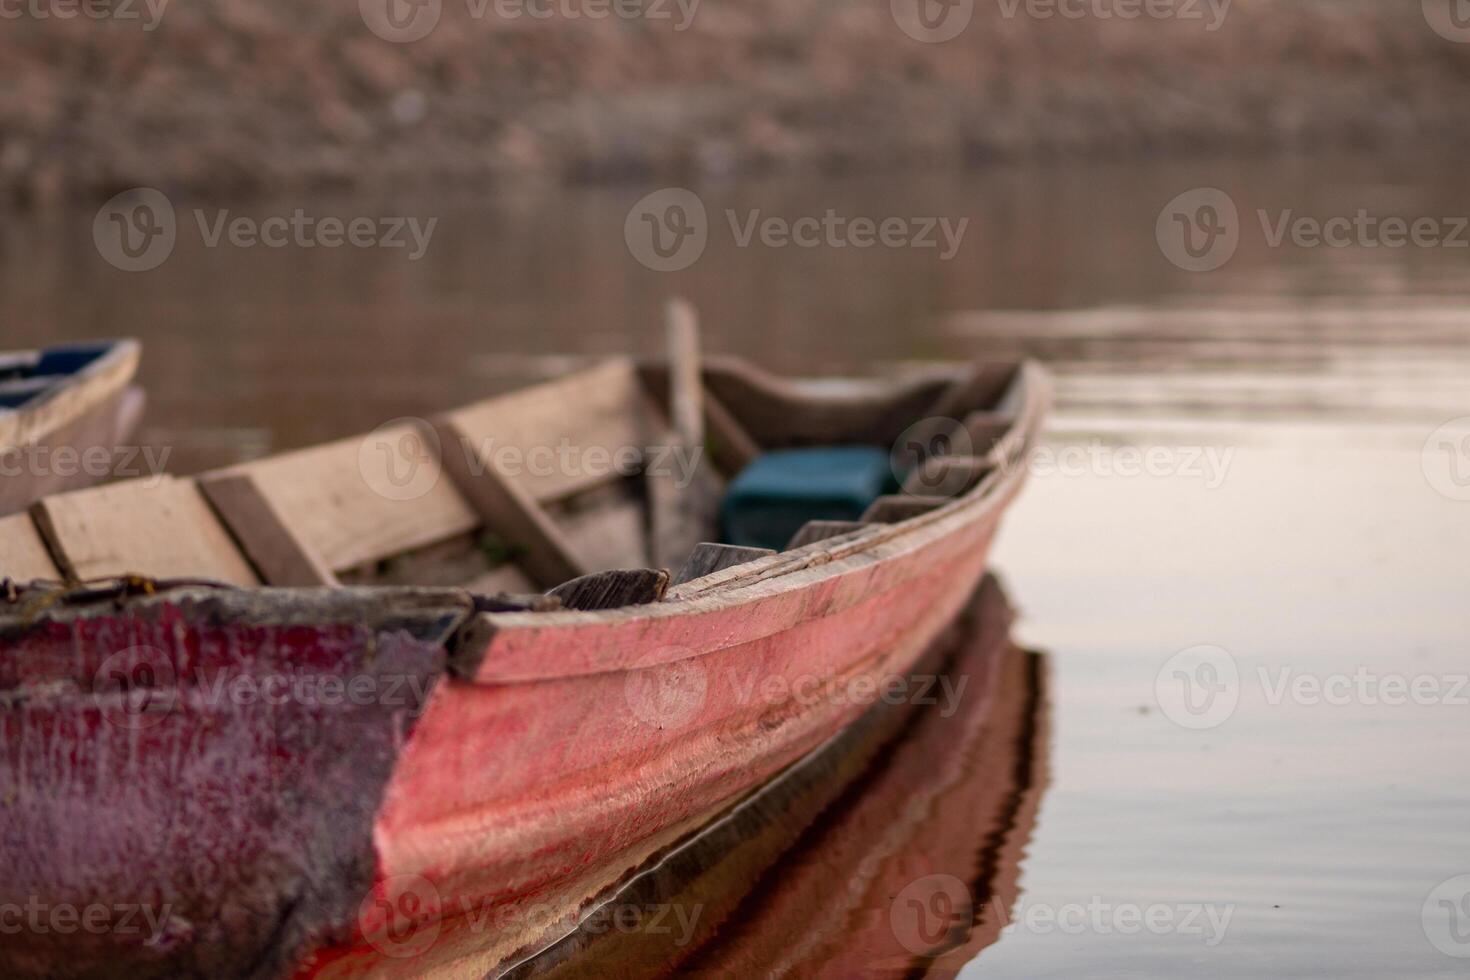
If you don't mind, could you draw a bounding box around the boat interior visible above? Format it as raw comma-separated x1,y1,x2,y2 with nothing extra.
0,352,1034,611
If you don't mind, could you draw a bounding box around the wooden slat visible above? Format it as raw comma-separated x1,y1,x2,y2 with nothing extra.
926,363,1021,420
701,356,956,450
31,477,259,586
553,485,650,572
646,445,724,571
463,564,537,596
901,456,993,498
199,473,336,586
433,414,586,589
0,513,59,581
665,299,704,450
703,391,761,474
547,568,670,611
673,543,776,586
201,422,478,577
636,363,760,476
962,411,1015,457
786,520,871,551
442,359,657,504
861,495,950,524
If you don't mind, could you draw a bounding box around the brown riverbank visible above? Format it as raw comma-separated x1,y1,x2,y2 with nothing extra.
4,0,1470,201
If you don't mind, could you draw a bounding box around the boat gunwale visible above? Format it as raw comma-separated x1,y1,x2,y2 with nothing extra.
0,358,1048,652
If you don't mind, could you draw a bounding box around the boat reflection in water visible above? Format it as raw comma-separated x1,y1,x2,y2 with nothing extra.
502,574,1050,978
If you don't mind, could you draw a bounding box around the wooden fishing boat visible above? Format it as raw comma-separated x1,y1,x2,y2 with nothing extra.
0,330,1048,979
0,339,144,516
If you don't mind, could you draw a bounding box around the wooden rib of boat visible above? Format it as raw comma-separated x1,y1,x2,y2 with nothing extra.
0,345,1048,980
0,339,144,516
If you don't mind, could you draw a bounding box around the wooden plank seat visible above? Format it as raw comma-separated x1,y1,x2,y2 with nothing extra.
434,359,722,590
0,512,59,582
28,476,259,586
199,421,534,594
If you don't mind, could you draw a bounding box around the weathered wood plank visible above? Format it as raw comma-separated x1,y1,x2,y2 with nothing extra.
673,543,776,586
786,520,871,551
861,494,950,524
31,477,260,586
552,482,650,572
701,356,955,450
463,563,537,596
547,568,670,611
433,414,586,589
0,512,59,581
926,363,1021,420
962,411,1015,457
637,363,760,476
901,455,993,498
201,421,478,576
442,359,658,504
665,298,704,451
199,473,337,586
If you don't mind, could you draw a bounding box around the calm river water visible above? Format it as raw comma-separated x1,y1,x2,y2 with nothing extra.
5,151,1469,977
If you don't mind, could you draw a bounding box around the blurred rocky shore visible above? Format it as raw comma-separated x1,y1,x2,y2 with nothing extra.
4,0,1470,201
